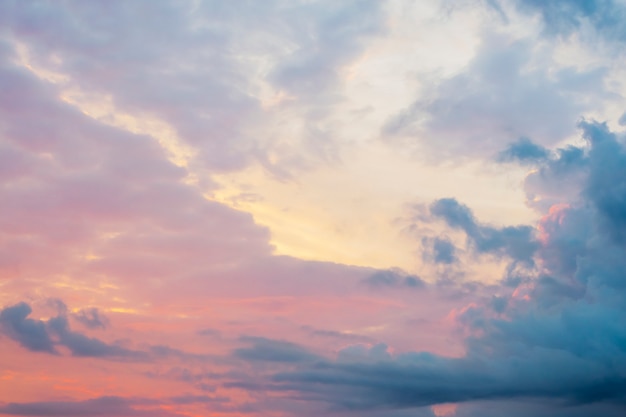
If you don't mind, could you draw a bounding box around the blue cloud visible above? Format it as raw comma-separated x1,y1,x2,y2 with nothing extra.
514,0,626,40
430,198,538,264
233,336,321,364
233,122,626,416
362,269,426,289
422,236,457,265
498,137,549,164
0,302,56,354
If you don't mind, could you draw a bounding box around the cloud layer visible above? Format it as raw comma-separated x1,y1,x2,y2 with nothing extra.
2,1,626,417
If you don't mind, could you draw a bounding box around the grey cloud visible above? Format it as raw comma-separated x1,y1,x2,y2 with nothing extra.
0,396,148,417
362,269,425,289
0,302,56,354
497,137,549,164
522,145,589,212
233,336,321,364
422,236,457,265
73,308,109,330
149,344,215,362
0,37,275,294
336,343,392,363
430,198,538,264
582,120,626,244
45,298,68,315
0,301,199,362
384,34,607,159
300,325,374,344
0,0,386,175
513,0,626,41
235,121,626,415
265,325,626,411
269,0,384,96
0,394,221,417
456,400,626,417
196,328,221,337
169,394,228,405
47,315,146,360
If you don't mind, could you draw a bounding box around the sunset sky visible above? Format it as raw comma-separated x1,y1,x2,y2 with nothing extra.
2,1,626,416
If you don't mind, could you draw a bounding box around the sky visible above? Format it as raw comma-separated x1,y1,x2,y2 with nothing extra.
1,0,626,416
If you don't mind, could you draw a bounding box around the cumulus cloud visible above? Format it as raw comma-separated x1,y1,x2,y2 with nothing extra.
2,1,626,416
226,121,626,416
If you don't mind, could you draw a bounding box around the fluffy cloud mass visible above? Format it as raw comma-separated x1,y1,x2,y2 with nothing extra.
242,122,626,416
1,1,626,417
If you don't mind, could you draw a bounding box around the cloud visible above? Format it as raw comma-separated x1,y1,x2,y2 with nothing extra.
581,120,626,244
0,394,224,417
1,301,149,361
422,236,458,265
223,121,626,415
0,396,152,417
0,0,386,175
300,325,374,344
383,32,608,159
233,336,322,364
362,269,425,289
2,2,625,416
430,198,538,264
512,0,626,41
47,315,146,360
73,308,109,330
0,302,56,354
269,0,384,96
497,137,549,164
